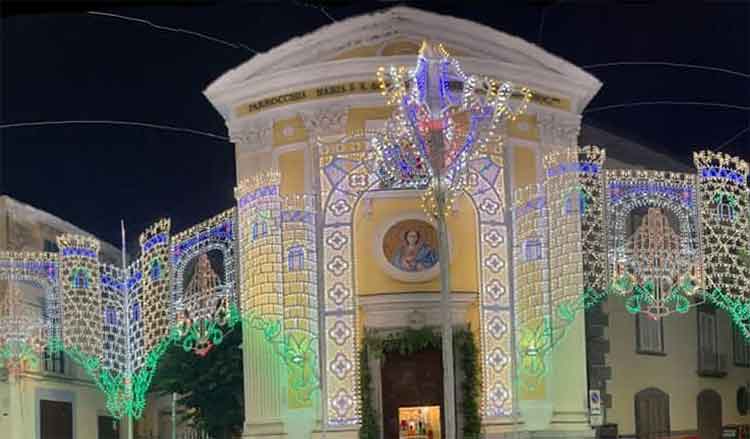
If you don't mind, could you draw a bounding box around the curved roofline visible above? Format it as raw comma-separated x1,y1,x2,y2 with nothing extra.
205,6,601,109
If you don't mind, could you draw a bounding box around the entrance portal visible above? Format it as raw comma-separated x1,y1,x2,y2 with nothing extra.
381,349,444,439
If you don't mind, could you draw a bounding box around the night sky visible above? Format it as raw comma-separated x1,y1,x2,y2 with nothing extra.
1,1,748,248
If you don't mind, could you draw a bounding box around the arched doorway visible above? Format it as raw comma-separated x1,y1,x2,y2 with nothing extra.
697,389,722,439
635,388,670,439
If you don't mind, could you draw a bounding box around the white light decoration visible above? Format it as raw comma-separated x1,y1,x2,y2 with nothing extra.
0,282,48,374
604,169,703,318
694,151,749,299
371,41,531,216
370,41,525,430
171,209,237,357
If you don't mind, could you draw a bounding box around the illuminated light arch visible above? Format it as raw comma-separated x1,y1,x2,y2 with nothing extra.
318,131,511,426
170,209,237,330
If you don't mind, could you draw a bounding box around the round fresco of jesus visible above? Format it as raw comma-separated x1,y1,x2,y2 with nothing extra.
382,219,439,273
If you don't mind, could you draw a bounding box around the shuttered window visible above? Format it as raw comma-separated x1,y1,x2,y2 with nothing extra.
636,314,664,354
698,306,720,372
734,326,750,367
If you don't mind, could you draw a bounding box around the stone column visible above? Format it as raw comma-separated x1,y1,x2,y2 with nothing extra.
537,111,593,437
234,124,289,439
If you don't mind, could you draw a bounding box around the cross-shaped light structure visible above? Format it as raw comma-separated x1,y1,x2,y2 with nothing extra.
371,41,530,437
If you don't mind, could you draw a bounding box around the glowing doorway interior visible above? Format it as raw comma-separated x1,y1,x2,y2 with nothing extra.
399,405,441,438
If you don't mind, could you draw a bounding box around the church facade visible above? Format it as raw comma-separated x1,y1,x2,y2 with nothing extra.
203,6,750,439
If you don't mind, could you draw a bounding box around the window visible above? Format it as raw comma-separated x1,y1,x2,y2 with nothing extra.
636,314,664,355
104,306,118,326
251,221,268,240
288,246,304,271
131,302,141,322
714,193,736,222
523,239,543,262
70,268,90,289
43,239,59,253
149,259,161,281
563,189,587,216
734,326,750,367
43,348,65,375
698,305,726,376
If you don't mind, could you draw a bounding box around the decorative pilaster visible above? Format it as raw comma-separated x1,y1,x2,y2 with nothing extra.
231,120,275,182
236,171,288,439
536,111,581,149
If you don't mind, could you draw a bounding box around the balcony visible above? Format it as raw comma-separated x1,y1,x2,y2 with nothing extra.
697,350,728,378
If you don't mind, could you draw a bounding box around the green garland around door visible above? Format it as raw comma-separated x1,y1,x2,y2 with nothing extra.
359,326,481,439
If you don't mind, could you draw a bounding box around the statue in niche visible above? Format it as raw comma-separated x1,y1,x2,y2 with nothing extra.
383,219,439,272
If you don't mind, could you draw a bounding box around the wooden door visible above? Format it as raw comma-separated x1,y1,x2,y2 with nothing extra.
697,389,722,439
381,349,444,439
635,388,670,439
40,399,73,439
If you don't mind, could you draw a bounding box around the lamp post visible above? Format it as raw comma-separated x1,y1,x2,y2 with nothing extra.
372,41,530,438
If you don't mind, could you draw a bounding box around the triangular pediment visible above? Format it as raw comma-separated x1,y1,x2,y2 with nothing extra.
206,6,600,106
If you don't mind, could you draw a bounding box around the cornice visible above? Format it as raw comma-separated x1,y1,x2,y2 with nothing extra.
209,56,598,127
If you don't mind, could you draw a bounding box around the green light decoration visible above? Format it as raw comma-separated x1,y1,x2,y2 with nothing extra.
48,304,320,420
0,341,42,373
515,271,697,390
516,286,609,390
705,288,750,342
516,317,553,391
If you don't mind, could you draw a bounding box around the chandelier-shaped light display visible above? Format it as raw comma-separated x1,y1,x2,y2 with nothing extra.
612,207,701,319
174,254,232,357
0,283,48,374
370,41,531,214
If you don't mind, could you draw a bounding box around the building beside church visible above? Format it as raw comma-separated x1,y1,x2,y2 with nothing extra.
0,195,125,439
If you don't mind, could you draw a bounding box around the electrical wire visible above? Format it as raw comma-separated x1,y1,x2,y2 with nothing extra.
584,101,750,114
714,126,750,152
583,62,750,79
292,0,336,23
88,11,259,54
0,120,230,142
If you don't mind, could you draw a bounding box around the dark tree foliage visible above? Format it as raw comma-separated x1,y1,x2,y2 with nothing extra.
152,324,244,439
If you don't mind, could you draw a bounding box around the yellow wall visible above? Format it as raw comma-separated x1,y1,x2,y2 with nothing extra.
279,149,306,195
605,301,750,434
353,195,478,295
513,146,537,190
273,115,307,147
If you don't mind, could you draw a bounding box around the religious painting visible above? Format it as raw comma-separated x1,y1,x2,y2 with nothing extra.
382,219,439,273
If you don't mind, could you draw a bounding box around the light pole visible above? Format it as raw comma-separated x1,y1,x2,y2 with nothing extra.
372,41,530,438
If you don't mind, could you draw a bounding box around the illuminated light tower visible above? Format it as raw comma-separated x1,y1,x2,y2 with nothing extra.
694,150,750,338
371,41,531,437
